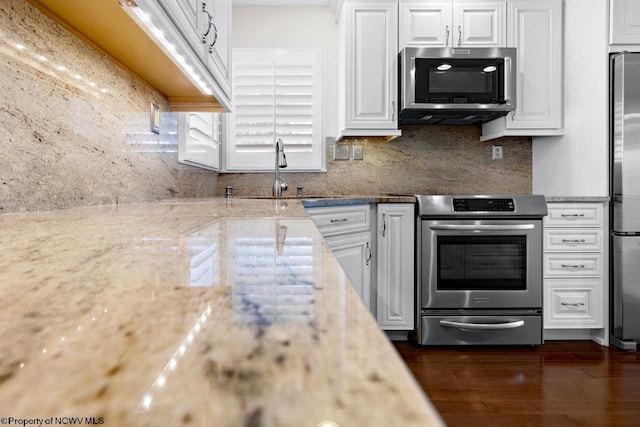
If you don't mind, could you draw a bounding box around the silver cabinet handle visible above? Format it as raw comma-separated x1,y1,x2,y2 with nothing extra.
330,218,348,224
391,101,395,121
562,239,587,243
201,1,212,43
561,264,586,269
457,25,462,46
445,25,450,46
208,21,218,52
382,213,387,237
429,224,535,231
440,319,525,330
561,213,585,218
561,302,585,307
201,1,218,52
365,242,372,266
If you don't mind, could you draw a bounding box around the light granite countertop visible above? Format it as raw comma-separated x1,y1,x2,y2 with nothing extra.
0,198,443,427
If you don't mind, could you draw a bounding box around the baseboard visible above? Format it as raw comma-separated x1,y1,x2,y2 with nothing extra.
544,328,609,346
544,329,593,341
385,330,409,341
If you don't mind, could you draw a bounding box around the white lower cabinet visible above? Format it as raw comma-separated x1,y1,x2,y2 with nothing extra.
543,202,607,334
306,205,373,311
325,232,372,312
306,202,416,332
376,203,415,330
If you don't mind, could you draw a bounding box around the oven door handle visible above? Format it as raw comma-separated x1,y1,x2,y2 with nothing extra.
429,224,535,231
440,319,525,330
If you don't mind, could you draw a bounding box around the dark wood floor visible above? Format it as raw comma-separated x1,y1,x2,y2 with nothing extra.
394,340,640,427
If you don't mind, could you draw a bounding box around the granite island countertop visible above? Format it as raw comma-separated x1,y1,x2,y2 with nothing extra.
0,198,443,427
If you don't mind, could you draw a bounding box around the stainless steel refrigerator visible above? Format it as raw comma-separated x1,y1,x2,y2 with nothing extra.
611,52,640,351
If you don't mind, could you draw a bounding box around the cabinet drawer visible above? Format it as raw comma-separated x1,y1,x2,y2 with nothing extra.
544,253,603,277
544,278,604,328
544,203,603,228
306,205,370,237
544,229,604,252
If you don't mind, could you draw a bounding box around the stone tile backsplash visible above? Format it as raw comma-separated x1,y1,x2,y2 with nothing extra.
0,0,216,213
217,125,532,197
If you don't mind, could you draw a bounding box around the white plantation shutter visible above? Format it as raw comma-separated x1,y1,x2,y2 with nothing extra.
224,49,323,172
178,112,221,171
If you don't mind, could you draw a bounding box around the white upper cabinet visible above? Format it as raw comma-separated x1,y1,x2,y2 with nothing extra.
481,0,563,140
399,0,505,49
339,0,401,139
399,1,452,47
155,0,232,110
453,1,506,47
610,0,640,45
199,0,232,99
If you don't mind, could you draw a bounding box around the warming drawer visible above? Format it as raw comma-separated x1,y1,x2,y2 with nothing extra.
419,313,542,346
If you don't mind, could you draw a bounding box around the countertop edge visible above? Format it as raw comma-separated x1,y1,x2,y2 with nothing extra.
545,196,610,203
301,196,416,208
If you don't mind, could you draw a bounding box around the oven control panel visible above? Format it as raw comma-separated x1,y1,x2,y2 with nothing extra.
452,198,515,212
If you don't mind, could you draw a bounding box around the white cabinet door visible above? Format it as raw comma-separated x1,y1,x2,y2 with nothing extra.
399,0,504,48
376,204,415,330
453,0,506,47
201,0,232,101
326,232,373,312
344,1,399,130
507,0,562,129
481,0,563,140
610,0,640,45
399,1,452,48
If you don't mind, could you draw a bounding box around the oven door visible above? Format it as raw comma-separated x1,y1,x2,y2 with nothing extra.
421,219,542,309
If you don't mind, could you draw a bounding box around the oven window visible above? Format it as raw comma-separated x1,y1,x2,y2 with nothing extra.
437,236,526,290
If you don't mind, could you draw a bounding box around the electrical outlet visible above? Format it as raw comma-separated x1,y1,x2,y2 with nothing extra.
492,145,503,160
333,144,350,160
352,145,364,160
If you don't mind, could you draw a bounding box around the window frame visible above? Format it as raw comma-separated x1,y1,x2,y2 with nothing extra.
221,48,325,173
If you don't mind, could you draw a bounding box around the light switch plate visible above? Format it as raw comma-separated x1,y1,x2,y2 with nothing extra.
352,145,363,160
150,103,160,134
333,144,350,160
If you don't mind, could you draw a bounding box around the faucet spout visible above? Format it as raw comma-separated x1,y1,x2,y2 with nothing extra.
273,138,288,198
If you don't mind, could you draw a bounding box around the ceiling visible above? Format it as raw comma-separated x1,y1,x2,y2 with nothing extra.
232,0,330,6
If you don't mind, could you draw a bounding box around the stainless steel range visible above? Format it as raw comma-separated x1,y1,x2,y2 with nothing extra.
416,195,548,346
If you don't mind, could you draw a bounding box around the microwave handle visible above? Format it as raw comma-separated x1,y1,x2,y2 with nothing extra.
504,56,512,104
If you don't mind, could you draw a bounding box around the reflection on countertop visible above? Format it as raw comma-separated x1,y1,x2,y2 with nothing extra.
0,197,443,427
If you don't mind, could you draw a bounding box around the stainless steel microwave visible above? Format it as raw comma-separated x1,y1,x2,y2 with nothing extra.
399,47,517,125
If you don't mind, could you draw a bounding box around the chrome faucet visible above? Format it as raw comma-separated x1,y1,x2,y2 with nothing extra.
272,138,288,198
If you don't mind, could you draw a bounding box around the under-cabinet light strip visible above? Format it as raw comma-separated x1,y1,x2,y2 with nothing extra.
122,5,213,96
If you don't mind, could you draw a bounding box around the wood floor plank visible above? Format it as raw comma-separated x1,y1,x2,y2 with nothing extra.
394,340,640,427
